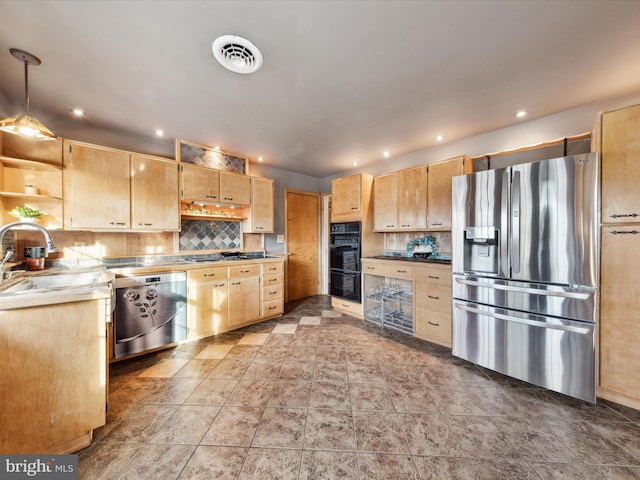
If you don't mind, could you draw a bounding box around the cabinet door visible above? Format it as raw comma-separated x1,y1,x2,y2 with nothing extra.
373,173,398,231
220,171,251,205
131,154,180,231
427,156,464,229
602,106,640,223
249,177,274,232
398,166,428,230
181,163,220,203
599,226,640,399
63,142,130,229
331,175,361,219
187,278,228,338
228,276,261,327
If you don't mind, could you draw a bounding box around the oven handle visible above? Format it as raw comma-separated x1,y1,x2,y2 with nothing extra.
454,302,592,334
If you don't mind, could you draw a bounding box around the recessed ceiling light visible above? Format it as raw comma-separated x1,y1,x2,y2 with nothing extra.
515,110,528,118
352,161,359,166
155,129,164,136
213,145,221,151
383,151,390,158
258,156,264,162
436,135,444,142
212,35,263,74
70,108,85,116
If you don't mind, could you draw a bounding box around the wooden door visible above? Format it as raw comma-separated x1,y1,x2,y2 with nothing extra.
373,172,398,231
427,156,464,229
286,189,320,301
181,163,220,203
602,105,640,223
131,154,180,231
63,142,130,229
398,166,428,230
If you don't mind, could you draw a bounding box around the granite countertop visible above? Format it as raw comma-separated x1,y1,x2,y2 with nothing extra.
365,255,452,265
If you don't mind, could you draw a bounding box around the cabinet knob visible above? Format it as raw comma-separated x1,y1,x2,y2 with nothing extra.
206,195,217,199
351,207,358,210
397,270,407,273
428,321,440,326
240,269,250,273
231,281,241,285
138,223,152,226
109,222,126,226
224,197,233,201
401,224,411,227
430,222,442,226
611,230,639,235
428,295,440,300
428,275,440,279
256,226,263,230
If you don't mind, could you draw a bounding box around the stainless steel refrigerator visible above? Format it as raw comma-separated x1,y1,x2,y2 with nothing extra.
451,152,599,402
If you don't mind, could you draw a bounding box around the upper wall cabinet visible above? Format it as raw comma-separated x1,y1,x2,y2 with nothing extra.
219,171,251,205
373,166,428,232
0,133,64,228
63,142,131,230
181,163,220,203
63,141,180,231
331,173,370,222
427,156,465,230
244,177,274,233
131,153,180,231
601,105,640,223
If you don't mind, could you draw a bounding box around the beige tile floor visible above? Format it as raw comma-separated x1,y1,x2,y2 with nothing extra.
79,295,640,479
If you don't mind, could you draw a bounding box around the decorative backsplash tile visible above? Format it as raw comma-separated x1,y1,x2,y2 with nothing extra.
179,220,242,251
1,230,15,256
179,142,246,174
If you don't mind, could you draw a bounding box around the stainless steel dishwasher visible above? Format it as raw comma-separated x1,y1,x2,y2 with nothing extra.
114,272,187,358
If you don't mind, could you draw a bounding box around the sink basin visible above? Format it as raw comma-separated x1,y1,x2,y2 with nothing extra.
0,270,113,295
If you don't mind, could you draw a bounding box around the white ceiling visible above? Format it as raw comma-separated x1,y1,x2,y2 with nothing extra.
1,1,640,178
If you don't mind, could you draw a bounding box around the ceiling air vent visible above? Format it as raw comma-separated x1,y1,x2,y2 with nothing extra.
212,35,263,74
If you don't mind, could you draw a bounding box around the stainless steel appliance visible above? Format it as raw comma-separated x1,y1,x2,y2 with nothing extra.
114,272,187,358
451,153,599,402
330,221,361,302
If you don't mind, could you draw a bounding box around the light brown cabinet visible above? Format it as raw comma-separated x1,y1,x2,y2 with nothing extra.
131,153,180,231
228,264,261,328
427,156,465,229
373,167,428,232
597,103,640,409
187,267,229,338
181,163,220,203
0,133,64,228
262,261,284,317
601,105,640,223
413,263,452,347
220,171,251,205
244,176,274,233
63,141,131,229
331,174,367,222
63,141,179,231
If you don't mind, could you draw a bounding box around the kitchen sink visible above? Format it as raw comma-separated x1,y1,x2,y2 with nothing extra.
0,269,114,295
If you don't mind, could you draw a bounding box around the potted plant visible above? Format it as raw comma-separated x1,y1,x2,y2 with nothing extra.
9,205,44,223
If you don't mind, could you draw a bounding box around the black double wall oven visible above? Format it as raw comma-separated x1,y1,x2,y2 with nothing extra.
330,221,362,302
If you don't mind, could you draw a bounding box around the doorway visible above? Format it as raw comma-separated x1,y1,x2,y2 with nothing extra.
285,189,320,301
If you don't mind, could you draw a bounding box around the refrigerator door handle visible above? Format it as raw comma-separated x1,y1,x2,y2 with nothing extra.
455,302,592,334
500,169,510,277
511,170,521,273
454,277,593,299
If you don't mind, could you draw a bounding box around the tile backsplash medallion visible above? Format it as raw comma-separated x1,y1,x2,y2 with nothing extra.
179,220,241,251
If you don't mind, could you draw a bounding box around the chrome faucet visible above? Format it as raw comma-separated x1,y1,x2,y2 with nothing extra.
0,221,58,253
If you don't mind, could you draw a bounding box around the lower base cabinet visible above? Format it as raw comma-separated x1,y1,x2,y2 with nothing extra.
413,263,452,347
331,296,363,318
187,260,285,339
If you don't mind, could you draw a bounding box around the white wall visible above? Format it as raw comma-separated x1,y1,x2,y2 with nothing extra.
318,91,640,192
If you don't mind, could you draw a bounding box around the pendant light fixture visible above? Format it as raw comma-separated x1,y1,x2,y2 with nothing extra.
0,48,56,140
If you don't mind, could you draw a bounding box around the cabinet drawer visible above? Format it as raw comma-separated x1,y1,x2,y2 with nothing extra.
414,308,451,346
415,283,451,313
331,297,363,317
188,267,228,282
413,266,452,286
229,264,260,278
262,298,284,317
262,284,283,301
263,272,284,286
263,262,284,275
362,261,412,279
